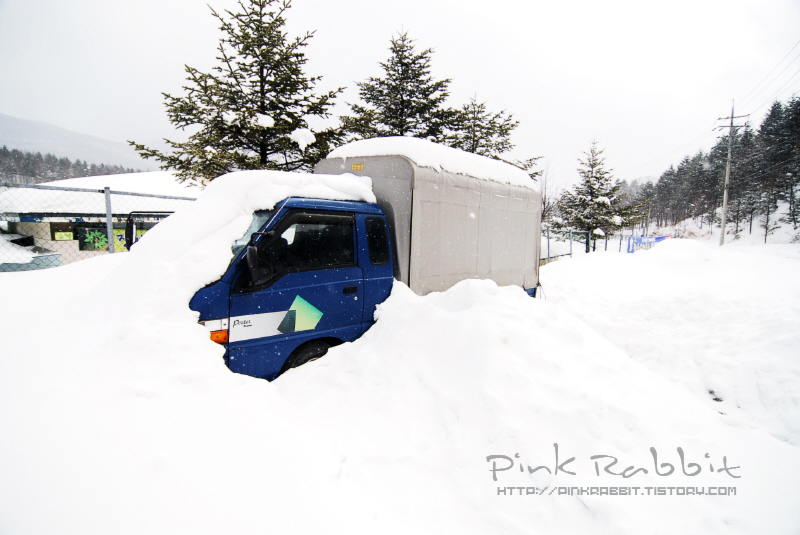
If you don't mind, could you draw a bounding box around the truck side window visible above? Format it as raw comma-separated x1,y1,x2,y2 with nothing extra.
238,212,355,289
365,217,389,266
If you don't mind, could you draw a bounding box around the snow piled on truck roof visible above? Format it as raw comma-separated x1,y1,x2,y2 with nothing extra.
117,169,375,290
328,136,538,191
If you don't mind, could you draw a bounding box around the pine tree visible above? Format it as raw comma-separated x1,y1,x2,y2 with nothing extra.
781,96,800,229
724,124,756,236
130,0,341,183
442,97,543,182
445,97,517,157
557,141,644,251
755,102,787,242
343,32,458,141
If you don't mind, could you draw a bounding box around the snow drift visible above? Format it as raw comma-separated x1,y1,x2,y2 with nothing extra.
0,172,798,534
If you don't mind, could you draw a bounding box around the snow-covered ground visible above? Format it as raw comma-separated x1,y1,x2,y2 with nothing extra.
651,202,799,246
543,239,800,447
0,174,798,534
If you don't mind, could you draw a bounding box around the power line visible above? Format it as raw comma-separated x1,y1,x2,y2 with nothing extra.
738,40,800,108
620,40,800,185
743,66,800,117
727,137,797,167
617,126,720,178
737,158,797,183
624,116,798,183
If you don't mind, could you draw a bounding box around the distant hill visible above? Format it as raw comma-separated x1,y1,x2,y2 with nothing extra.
0,146,141,185
0,112,154,170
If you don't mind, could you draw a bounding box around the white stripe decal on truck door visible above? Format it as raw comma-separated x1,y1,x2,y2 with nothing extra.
228,312,285,342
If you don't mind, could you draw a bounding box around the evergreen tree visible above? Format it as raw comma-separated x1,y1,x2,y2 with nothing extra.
781,96,800,229
755,102,787,242
617,179,657,233
0,146,137,183
443,97,543,181
557,141,644,251
343,32,458,141
728,125,759,236
445,97,518,157
130,0,341,183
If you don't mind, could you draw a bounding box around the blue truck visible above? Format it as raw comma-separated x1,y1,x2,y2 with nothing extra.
189,139,542,380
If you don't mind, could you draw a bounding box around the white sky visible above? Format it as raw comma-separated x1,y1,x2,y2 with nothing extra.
1,0,799,188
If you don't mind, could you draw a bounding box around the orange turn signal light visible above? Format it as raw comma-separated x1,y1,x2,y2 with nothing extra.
210,330,229,344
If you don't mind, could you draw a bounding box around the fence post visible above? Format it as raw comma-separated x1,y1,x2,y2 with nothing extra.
619,233,623,252
569,229,573,257
547,228,550,262
104,187,114,254
604,234,608,251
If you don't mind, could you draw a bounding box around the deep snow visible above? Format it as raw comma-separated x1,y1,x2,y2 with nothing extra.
0,173,798,534
543,238,800,447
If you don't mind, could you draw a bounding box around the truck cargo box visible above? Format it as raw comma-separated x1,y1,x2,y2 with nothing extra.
315,137,542,295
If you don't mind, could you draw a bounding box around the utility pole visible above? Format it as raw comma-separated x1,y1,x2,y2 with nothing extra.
716,102,748,246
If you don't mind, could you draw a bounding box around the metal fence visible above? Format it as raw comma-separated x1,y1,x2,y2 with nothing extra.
0,182,196,272
540,227,629,266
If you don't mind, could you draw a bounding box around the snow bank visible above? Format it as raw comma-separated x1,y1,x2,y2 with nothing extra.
543,238,800,447
328,137,538,191
0,233,35,263
0,173,798,534
652,201,799,246
0,273,798,534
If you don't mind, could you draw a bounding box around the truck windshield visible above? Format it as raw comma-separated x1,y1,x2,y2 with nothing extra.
231,209,274,259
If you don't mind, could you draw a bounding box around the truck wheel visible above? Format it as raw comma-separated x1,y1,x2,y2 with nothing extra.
279,340,330,375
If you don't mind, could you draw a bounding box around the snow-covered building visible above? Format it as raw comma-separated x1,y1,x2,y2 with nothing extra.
0,172,198,270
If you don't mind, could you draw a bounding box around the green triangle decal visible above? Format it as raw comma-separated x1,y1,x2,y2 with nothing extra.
289,296,323,331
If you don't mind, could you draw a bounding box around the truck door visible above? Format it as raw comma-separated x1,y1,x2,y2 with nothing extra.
227,210,364,380
356,214,393,329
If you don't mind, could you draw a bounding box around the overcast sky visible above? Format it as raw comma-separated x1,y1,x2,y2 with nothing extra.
1,0,799,187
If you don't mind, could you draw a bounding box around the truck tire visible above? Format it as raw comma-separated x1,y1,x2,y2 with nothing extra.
279,340,331,376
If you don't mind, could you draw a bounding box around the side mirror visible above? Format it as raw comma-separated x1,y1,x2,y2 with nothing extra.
250,229,275,244
246,244,258,284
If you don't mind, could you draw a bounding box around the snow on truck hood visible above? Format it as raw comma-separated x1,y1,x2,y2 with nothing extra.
327,136,539,191
110,169,375,300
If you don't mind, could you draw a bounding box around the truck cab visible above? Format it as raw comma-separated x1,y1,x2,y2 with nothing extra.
189,197,393,380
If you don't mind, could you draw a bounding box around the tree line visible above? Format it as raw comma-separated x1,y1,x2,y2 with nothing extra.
130,0,540,184
0,146,139,184
612,97,800,242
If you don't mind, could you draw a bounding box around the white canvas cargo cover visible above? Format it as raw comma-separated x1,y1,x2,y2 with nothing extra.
316,139,542,295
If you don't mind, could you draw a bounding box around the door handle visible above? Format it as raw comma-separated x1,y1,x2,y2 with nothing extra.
343,286,358,295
